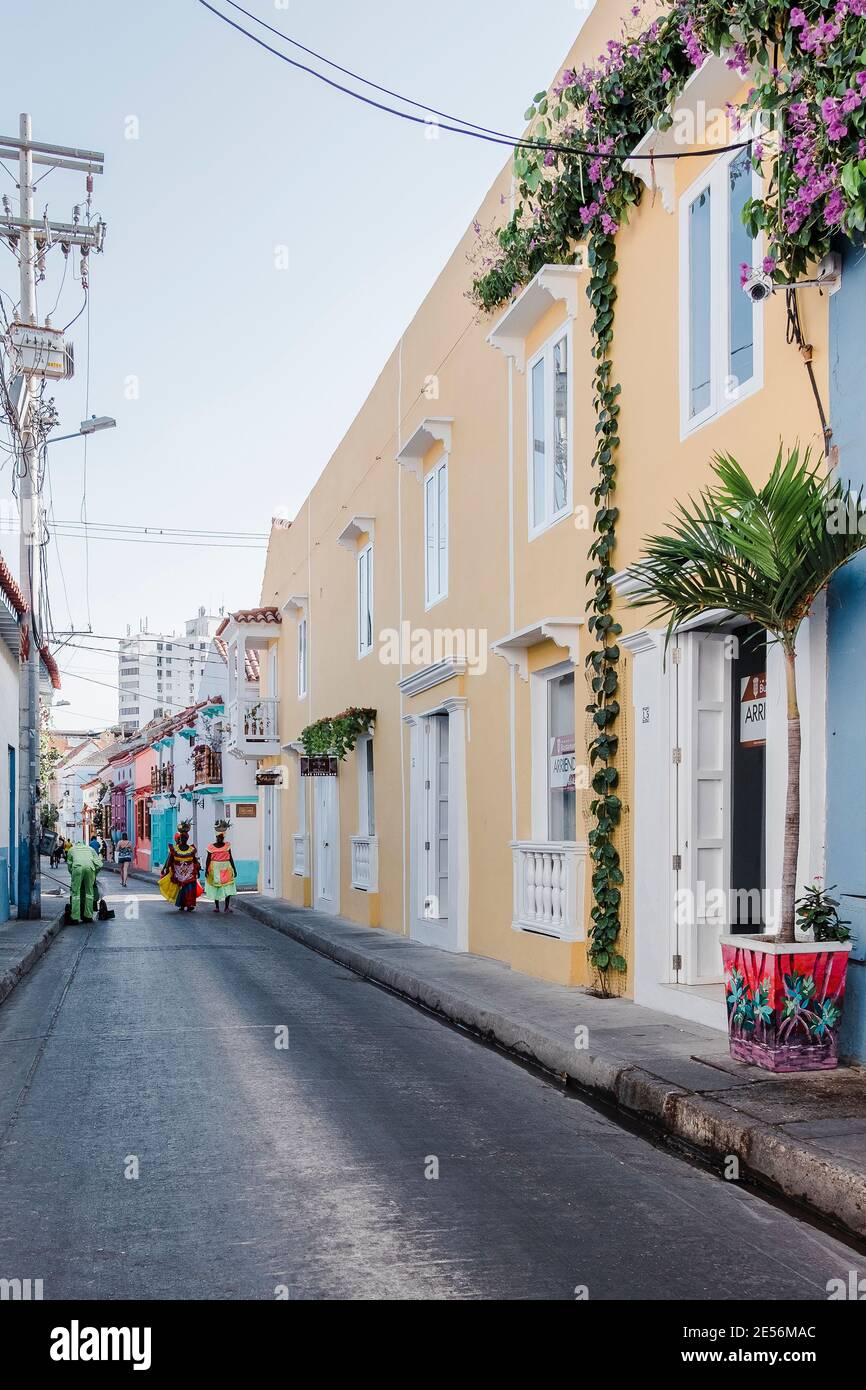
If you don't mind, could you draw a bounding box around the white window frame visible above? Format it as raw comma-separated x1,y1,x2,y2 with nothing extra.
357,733,375,837
526,322,573,539
424,455,449,609
357,542,374,659
297,616,308,699
679,142,764,438
530,658,576,842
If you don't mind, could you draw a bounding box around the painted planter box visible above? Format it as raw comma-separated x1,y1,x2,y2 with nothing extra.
720,934,852,1073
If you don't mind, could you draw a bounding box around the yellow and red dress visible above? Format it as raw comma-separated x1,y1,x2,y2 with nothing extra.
205,842,237,901
159,843,201,909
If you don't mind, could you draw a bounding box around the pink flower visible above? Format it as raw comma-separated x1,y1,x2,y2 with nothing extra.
739,262,751,287
679,15,705,69
824,188,846,226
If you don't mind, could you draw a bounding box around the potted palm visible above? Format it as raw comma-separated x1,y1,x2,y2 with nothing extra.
629,447,866,1072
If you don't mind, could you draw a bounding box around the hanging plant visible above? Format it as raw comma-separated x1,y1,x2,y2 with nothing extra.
300,707,376,761
471,0,866,984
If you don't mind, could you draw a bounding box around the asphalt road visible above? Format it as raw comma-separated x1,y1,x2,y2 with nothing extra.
1,876,864,1301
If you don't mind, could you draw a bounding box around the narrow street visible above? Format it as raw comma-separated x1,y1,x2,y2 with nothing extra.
1,881,863,1302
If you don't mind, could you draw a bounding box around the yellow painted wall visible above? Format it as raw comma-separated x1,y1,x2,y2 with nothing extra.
255,0,831,994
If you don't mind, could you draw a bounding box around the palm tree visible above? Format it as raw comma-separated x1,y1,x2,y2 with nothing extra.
628,445,866,943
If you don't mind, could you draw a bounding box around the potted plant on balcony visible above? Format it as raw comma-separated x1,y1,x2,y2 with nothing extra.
629,447,866,1071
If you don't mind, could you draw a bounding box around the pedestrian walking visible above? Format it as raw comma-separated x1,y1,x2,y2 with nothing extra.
89,833,101,854
204,820,237,914
116,831,133,887
158,820,201,912
66,841,102,924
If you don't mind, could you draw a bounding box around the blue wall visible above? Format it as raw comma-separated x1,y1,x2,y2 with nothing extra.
827,238,866,1060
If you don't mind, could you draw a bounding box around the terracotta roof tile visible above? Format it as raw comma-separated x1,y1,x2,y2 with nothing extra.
0,552,27,617
231,606,281,626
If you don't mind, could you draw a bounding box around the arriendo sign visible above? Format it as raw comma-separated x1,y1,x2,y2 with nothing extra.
740,673,767,748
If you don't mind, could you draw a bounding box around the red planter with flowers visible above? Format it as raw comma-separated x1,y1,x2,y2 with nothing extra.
720,934,852,1073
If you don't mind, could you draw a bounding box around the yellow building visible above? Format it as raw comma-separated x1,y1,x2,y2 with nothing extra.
223,0,832,1033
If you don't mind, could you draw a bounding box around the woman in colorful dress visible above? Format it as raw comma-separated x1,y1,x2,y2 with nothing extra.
205,820,237,914
158,820,201,912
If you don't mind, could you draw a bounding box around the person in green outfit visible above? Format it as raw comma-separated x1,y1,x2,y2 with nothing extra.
204,820,237,913
66,840,103,924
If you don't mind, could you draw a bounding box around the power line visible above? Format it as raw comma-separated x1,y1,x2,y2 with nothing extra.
49,528,267,550
50,519,269,539
218,0,519,141
57,665,205,712
197,0,752,163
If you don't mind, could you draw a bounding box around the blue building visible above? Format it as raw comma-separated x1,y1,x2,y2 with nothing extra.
826,238,866,1062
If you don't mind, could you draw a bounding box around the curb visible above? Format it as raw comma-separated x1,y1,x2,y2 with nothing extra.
235,894,866,1242
0,908,66,1008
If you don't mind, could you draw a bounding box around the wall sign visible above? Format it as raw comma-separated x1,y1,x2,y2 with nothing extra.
740,673,767,747
235,803,257,818
300,755,338,778
255,769,283,786
549,735,576,791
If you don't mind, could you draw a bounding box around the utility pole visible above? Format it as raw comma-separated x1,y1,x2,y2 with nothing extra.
0,114,105,918
16,113,40,920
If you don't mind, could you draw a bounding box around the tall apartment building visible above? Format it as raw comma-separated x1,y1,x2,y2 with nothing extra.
117,607,224,731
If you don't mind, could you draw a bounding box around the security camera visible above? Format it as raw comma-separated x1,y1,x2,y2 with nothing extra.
740,252,843,303
742,268,774,303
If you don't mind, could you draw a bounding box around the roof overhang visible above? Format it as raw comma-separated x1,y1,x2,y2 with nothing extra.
337,515,375,550
0,592,19,659
490,617,583,681
396,417,453,479
486,261,585,372
220,612,281,650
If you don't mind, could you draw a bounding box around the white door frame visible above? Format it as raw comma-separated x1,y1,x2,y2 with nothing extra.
313,773,340,914
262,784,281,896
404,696,469,952
623,625,728,1030
678,630,731,985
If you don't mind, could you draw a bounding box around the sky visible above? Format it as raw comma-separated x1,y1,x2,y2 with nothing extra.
1,0,592,728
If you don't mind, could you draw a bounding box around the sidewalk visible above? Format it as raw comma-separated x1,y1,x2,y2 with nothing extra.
0,907,66,1006
235,892,866,1242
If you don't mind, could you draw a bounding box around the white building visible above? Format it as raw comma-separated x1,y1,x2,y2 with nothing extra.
118,607,224,732
1,550,61,920
55,737,112,843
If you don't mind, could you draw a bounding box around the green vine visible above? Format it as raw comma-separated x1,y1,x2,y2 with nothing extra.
585,230,627,979
470,0,866,983
300,707,376,761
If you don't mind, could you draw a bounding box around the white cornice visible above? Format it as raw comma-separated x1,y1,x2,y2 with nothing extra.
620,628,660,656
486,261,586,372
624,56,757,213
398,658,467,698
611,568,649,598
282,594,309,619
490,617,583,681
336,515,375,551
396,417,453,478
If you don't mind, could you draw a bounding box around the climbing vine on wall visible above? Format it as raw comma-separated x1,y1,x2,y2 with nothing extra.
471,0,866,982
300,707,376,761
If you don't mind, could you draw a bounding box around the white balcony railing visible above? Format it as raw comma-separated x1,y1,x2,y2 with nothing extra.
292,833,309,877
226,697,280,758
510,840,585,941
350,835,378,892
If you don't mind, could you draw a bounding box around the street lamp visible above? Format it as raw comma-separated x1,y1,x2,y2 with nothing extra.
47,415,116,445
